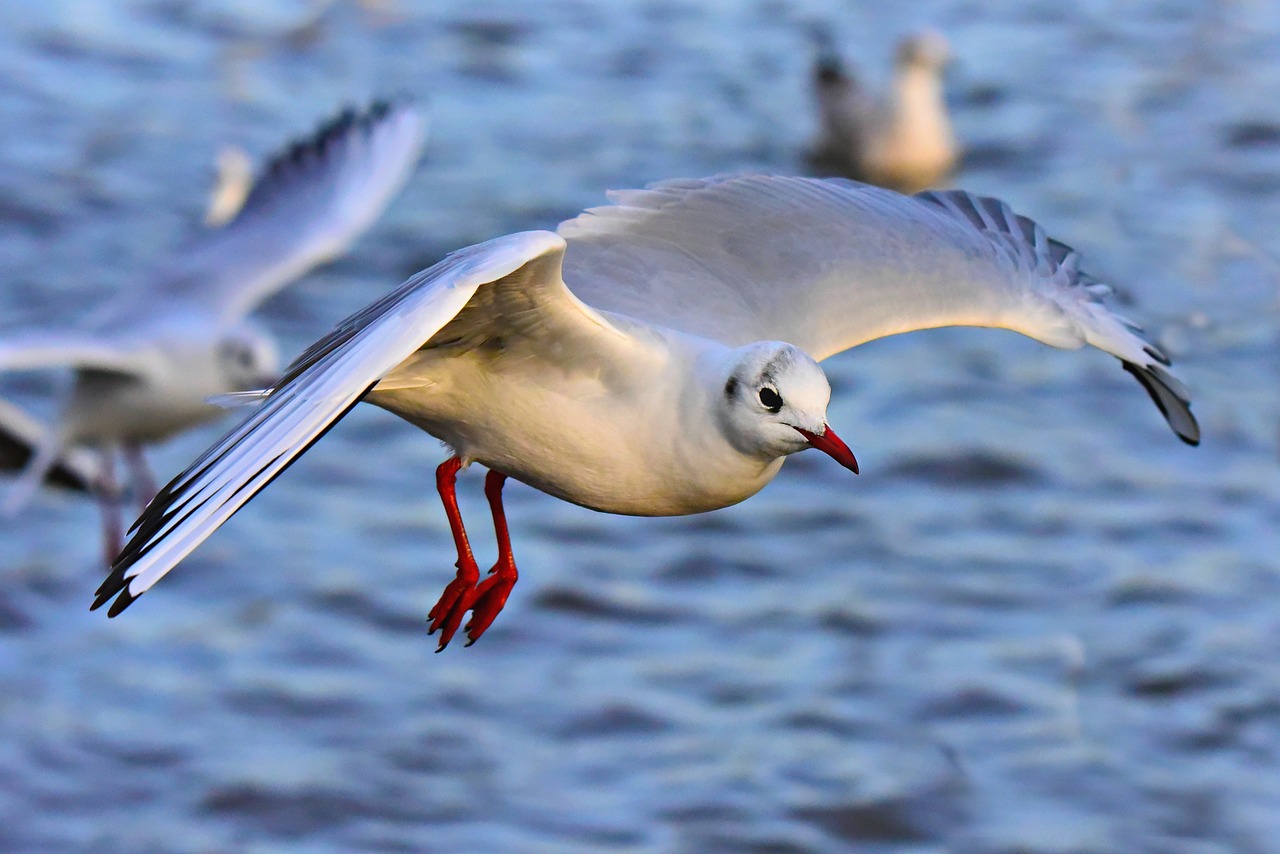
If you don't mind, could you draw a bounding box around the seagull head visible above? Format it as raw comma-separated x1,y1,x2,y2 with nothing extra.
897,30,950,72
720,341,858,474
216,323,281,392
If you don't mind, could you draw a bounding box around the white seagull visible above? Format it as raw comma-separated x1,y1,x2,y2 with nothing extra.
92,175,1199,648
1,99,427,563
809,31,958,193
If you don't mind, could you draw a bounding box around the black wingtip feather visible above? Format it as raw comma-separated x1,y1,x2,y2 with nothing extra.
105,586,139,617
93,568,123,599
1122,361,1200,446
1142,345,1172,367
236,98,411,225
90,565,136,615
912,189,1198,447
90,381,379,618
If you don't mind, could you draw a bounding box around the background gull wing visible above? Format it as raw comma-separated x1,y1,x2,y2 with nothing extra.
112,99,427,328
0,398,99,492
558,174,1198,445
92,231,573,616
0,329,157,377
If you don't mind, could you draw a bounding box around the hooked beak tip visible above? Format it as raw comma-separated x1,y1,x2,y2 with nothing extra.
795,424,859,475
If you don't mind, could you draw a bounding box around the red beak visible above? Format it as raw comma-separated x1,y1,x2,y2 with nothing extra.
795,424,859,474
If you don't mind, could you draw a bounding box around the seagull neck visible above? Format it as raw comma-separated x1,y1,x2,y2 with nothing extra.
890,65,949,136
688,341,777,467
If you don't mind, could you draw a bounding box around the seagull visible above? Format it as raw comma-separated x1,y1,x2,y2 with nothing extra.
0,99,427,564
92,175,1199,649
809,30,959,193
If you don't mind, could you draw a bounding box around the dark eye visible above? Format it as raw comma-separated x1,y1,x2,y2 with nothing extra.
758,387,783,412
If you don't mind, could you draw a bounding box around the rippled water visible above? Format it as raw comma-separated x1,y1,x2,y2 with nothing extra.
2,1,1278,851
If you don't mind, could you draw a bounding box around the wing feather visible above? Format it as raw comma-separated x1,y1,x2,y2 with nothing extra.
92,231,566,615
559,175,1197,444
0,330,154,376
110,99,427,327
0,398,99,491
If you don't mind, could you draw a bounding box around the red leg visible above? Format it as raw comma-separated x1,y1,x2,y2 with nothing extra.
123,442,156,512
464,470,518,646
96,448,123,568
426,457,480,650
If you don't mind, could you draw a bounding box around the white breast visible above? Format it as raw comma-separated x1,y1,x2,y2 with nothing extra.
366,330,783,516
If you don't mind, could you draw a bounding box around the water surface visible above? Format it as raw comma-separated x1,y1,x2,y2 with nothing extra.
1,1,1278,851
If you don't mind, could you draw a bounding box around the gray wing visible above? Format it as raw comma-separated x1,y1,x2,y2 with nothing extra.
109,99,427,327
558,175,1198,445
92,231,572,616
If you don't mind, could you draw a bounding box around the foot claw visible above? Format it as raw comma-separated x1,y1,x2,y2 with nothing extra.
425,564,515,650
463,571,515,645
427,569,478,650
432,601,471,650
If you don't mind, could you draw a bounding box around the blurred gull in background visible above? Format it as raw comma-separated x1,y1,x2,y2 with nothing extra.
0,99,426,564
809,29,959,192
91,175,1198,649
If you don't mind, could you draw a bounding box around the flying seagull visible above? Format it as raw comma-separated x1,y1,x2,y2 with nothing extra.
92,175,1198,649
1,98,427,564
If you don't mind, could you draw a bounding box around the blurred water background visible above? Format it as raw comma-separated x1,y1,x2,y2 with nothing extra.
1,1,1278,851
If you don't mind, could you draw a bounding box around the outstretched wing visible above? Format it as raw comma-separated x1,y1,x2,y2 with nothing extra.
0,398,99,492
0,330,155,377
92,231,591,616
558,174,1198,444
110,99,427,327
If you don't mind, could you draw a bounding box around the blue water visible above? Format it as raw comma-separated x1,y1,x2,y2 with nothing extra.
2,1,1278,851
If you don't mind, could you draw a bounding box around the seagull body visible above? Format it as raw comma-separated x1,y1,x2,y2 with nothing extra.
372,320,788,517
1,99,426,562
60,319,257,446
810,52,876,175
94,175,1198,648
810,31,958,193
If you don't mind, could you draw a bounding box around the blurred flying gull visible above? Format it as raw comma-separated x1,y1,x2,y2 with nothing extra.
91,175,1198,649
0,99,426,564
809,29,959,193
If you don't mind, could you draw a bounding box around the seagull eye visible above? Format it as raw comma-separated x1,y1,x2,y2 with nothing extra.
225,346,254,369
758,387,783,413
